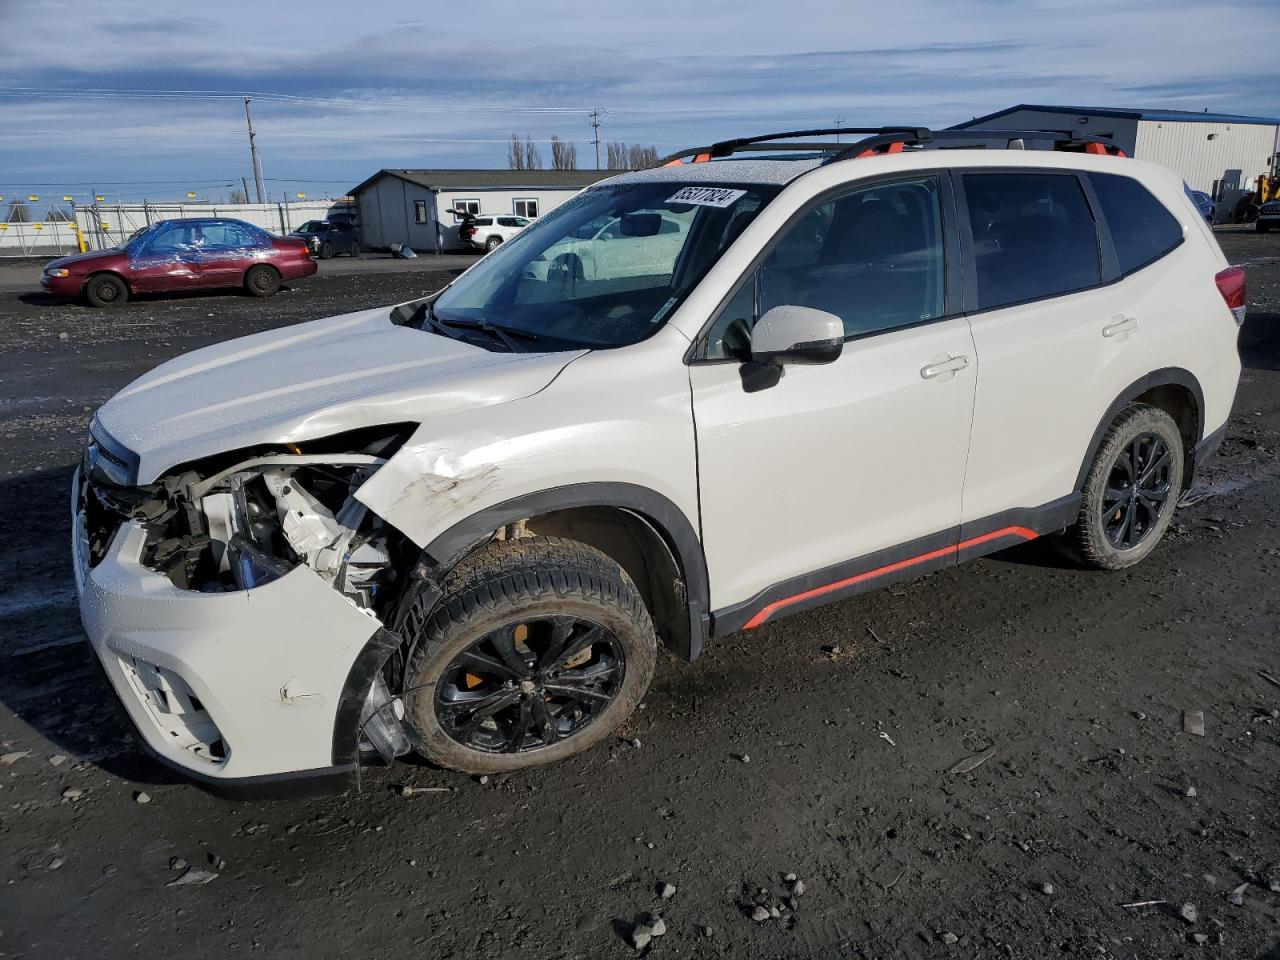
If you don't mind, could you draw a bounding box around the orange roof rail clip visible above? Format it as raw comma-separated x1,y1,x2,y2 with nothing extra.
854,141,905,159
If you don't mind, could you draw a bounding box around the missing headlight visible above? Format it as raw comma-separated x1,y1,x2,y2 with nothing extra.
136,426,417,616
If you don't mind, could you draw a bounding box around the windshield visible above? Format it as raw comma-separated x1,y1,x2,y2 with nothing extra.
297,220,327,233
120,222,162,253
431,181,778,349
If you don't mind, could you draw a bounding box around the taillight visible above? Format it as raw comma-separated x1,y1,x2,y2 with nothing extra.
1214,266,1246,325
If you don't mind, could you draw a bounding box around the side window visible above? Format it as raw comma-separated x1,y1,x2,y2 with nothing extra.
203,222,258,249
962,172,1101,311
413,200,428,224
452,199,481,221
1089,172,1183,275
703,177,945,359
514,198,539,218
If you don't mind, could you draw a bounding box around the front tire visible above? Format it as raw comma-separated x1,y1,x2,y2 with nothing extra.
319,241,334,259
1067,404,1184,570
402,537,657,774
1258,222,1272,233
84,273,128,308
244,264,281,297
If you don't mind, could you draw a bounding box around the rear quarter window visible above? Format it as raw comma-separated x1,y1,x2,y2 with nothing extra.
1088,173,1183,275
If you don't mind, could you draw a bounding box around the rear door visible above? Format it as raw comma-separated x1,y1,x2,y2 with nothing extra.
955,168,1156,528
198,221,264,287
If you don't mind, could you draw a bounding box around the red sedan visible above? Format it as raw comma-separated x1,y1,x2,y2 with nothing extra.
41,217,317,307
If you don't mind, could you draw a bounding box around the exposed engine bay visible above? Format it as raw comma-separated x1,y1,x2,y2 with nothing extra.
82,425,415,612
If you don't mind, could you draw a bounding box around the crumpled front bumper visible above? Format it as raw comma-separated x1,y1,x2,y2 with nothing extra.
72,469,384,794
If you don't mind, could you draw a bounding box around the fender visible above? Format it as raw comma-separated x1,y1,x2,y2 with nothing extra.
1073,367,1204,492
332,483,709,770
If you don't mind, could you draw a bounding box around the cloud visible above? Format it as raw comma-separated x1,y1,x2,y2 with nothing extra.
0,0,1277,201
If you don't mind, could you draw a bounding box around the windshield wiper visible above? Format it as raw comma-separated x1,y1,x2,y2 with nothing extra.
415,300,541,353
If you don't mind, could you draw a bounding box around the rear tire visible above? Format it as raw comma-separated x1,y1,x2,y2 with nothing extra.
244,264,281,297
485,236,502,252
84,273,128,308
1067,404,1184,570
402,537,657,774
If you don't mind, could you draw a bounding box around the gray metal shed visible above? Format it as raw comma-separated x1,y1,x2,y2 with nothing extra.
350,169,614,252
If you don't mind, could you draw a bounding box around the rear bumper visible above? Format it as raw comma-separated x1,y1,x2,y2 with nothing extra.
279,258,318,281
73,470,378,795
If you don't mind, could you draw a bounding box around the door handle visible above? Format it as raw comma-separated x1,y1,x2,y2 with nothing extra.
1102,315,1138,338
920,354,969,380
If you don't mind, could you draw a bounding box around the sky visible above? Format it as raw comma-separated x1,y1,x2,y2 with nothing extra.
1,0,1278,211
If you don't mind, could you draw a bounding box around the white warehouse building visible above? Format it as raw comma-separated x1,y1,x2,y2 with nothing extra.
351,169,613,252
951,104,1279,221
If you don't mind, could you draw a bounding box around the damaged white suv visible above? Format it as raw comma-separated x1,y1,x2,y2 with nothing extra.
74,127,1244,793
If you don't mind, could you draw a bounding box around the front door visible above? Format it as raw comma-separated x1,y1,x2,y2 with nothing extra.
130,223,203,292
690,174,977,628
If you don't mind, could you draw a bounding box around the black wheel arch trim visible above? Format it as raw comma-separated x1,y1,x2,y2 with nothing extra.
419,482,711,661
1073,367,1206,492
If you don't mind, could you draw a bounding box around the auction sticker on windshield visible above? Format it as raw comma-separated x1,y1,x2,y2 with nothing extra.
666,186,747,208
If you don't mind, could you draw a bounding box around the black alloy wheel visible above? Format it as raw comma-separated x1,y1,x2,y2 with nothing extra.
1101,432,1173,549
433,616,625,754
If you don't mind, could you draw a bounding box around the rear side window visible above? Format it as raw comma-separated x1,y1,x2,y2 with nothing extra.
962,172,1101,311
1089,173,1183,275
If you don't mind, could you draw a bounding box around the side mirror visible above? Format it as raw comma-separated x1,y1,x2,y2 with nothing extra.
750,305,844,365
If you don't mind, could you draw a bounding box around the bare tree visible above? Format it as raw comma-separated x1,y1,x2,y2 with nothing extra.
606,141,627,170
508,132,526,170
229,186,249,203
508,133,543,170
46,206,74,222
523,136,543,170
4,200,32,222
626,144,659,168
550,135,578,171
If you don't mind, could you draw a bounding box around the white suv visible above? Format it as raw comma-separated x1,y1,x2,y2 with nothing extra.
463,214,532,251
73,127,1244,793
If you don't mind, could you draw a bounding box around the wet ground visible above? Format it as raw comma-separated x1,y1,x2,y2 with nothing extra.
0,232,1277,959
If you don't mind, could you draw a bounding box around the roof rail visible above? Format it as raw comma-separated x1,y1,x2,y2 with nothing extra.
820,128,1126,164
653,126,1127,168
653,127,930,167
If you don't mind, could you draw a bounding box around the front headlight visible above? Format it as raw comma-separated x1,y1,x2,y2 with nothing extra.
47,268,70,278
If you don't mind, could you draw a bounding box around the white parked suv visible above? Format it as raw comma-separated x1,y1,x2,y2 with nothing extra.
73,126,1245,793
463,214,532,251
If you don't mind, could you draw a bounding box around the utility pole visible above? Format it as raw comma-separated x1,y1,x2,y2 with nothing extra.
241,176,251,204
834,116,845,142
589,108,603,170
244,97,266,203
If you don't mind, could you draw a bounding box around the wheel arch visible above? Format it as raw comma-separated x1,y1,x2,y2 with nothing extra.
1075,368,1205,493
82,269,133,294
421,482,710,662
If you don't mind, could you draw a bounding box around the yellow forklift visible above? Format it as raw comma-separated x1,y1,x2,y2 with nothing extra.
1234,157,1280,222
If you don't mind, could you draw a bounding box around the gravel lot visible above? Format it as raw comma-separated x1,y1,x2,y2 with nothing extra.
1,233,1277,959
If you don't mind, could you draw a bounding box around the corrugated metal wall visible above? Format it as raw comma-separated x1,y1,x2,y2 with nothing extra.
1135,120,1278,220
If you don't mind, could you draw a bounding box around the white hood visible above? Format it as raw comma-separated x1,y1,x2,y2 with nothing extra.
95,306,583,483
